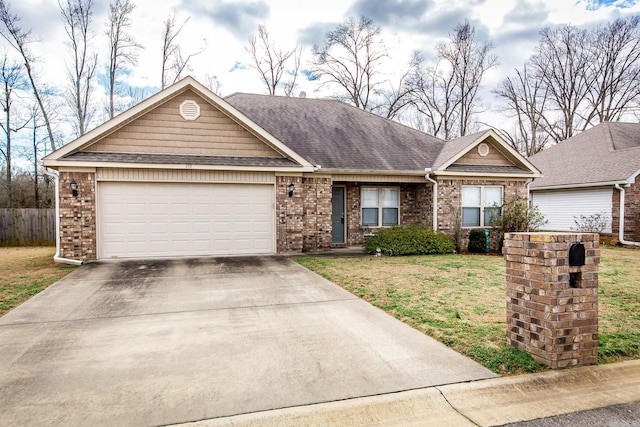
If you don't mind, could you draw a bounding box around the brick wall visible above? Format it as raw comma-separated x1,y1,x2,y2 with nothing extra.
612,175,640,242
302,176,332,252
503,233,599,369
276,176,303,253
59,172,97,261
275,175,332,253
342,182,433,246
437,178,528,252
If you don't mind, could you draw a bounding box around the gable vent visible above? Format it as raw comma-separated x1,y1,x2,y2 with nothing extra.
179,99,201,121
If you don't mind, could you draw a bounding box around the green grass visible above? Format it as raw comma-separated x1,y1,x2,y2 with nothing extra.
296,245,640,375
0,247,79,316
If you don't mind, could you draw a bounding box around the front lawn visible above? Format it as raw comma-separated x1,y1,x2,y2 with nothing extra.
296,245,640,375
0,247,79,316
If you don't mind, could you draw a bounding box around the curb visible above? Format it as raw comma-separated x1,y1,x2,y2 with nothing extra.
179,360,640,426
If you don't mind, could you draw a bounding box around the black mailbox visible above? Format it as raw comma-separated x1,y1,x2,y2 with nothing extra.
569,242,586,266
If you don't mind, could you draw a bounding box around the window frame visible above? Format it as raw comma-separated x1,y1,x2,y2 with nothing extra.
361,186,400,227
461,185,503,228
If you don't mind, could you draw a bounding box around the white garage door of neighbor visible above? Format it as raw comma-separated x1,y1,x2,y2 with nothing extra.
99,182,274,259
531,188,613,233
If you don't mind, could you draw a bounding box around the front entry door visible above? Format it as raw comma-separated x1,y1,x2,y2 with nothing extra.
331,187,345,245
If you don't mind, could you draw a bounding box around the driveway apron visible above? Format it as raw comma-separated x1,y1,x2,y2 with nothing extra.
0,256,497,426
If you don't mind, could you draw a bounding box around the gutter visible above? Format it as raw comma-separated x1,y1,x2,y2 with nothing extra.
614,184,640,247
531,180,628,191
424,168,438,231
41,167,84,265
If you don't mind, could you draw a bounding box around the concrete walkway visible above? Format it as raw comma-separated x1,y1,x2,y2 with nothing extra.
184,360,640,426
0,256,495,426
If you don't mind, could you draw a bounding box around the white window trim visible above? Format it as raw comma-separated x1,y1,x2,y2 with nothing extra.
361,186,400,227
462,185,503,228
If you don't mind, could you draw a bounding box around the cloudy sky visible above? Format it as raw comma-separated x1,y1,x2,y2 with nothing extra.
5,0,640,133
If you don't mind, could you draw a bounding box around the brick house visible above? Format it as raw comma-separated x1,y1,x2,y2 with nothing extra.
529,122,640,245
43,77,541,263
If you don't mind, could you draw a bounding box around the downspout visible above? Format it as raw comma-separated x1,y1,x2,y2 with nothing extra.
425,168,438,231
42,167,84,265
525,178,534,231
614,184,640,247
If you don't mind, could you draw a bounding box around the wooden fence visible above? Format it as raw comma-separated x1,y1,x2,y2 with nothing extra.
0,209,56,246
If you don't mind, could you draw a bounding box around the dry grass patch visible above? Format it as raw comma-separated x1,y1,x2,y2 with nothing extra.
297,245,640,375
0,247,78,316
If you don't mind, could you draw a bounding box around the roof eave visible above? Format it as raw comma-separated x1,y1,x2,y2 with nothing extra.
318,168,427,176
44,159,314,173
434,170,542,179
530,180,627,191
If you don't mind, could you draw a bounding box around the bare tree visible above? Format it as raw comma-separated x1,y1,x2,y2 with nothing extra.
161,13,204,89
408,56,459,139
202,73,222,95
495,65,551,156
530,25,592,142
408,21,496,139
0,54,28,207
311,16,388,110
0,0,57,151
282,47,302,97
15,104,47,207
498,17,640,150
60,0,98,136
585,17,640,124
245,25,302,96
106,0,141,118
438,21,497,137
375,50,420,120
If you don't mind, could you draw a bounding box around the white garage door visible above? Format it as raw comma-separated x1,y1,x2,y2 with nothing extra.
531,188,612,233
98,182,274,259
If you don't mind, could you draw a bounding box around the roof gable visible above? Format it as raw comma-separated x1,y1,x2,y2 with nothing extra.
81,89,282,158
44,77,314,170
433,129,541,177
529,122,640,189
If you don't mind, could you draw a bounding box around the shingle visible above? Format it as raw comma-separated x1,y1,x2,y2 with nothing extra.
529,122,640,188
445,164,531,174
225,93,445,171
62,151,301,167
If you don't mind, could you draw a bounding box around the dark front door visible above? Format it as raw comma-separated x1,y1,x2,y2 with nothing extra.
331,187,345,244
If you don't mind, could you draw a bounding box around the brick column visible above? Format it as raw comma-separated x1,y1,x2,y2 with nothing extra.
301,176,332,252
276,175,303,253
503,233,599,369
59,171,97,262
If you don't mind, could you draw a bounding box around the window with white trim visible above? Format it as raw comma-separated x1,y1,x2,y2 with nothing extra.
362,187,400,227
462,186,502,227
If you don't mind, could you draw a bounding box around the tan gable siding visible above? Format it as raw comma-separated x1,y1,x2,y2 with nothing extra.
453,140,515,166
84,90,283,158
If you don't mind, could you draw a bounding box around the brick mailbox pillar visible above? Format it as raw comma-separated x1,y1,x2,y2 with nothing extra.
503,233,600,369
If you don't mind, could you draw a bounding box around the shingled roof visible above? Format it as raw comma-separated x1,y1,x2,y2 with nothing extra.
529,122,640,189
225,93,446,171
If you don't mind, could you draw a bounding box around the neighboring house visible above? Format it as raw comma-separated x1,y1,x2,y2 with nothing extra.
529,122,640,244
43,77,540,263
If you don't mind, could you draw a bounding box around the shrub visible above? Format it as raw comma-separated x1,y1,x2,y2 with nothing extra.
488,197,547,249
572,212,609,233
468,228,488,253
363,225,455,256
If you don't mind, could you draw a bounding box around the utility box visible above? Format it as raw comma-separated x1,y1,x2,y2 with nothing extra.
503,233,600,369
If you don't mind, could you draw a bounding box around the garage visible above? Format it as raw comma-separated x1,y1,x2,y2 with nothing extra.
531,187,613,233
98,181,274,259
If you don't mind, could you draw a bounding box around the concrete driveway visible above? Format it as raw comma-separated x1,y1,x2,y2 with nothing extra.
0,256,496,426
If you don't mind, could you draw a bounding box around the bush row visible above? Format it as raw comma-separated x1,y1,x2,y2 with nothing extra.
363,225,455,256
